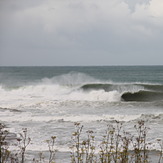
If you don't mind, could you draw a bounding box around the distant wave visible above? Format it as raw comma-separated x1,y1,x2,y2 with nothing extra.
81,83,163,102
81,83,163,92
137,84,163,92
81,83,113,91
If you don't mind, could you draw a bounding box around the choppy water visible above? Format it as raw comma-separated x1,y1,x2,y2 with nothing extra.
0,66,163,162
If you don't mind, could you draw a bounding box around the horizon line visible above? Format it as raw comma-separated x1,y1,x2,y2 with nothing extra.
0,64,163,67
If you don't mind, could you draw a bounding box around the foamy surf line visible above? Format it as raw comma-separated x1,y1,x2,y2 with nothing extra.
1,113,163,123
1,71,163,104
9,141,162,153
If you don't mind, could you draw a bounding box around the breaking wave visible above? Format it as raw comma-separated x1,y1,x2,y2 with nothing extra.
81,83,163,102
0,72,163,103
122,91,163,102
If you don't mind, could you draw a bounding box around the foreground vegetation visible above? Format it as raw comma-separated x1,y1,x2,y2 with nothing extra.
0,121,162,163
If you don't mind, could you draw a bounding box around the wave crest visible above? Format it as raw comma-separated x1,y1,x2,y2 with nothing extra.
0,72,163,104
41,72,98,86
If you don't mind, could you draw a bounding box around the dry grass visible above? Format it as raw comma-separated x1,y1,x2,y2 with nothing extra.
0,121,162,163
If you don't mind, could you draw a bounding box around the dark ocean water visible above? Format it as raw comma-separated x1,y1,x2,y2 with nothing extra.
0,66,163,162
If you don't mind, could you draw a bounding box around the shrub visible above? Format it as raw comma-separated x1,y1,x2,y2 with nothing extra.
0,121,162,163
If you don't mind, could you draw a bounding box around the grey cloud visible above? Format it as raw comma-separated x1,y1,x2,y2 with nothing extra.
0,0,163,66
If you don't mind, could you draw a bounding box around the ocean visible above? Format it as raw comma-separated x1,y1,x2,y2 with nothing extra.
0,66,163,162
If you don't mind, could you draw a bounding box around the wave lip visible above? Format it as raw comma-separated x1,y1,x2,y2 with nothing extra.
121,90,163,102
81,82,163,102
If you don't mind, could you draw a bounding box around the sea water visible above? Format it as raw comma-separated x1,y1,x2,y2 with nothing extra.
0,66,163,162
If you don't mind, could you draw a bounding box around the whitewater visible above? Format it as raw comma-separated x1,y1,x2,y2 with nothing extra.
0,66,163,162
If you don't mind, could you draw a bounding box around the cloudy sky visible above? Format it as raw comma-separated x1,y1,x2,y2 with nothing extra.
0,0,163,66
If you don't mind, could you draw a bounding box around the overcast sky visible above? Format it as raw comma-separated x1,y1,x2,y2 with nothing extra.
0,0,163,66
